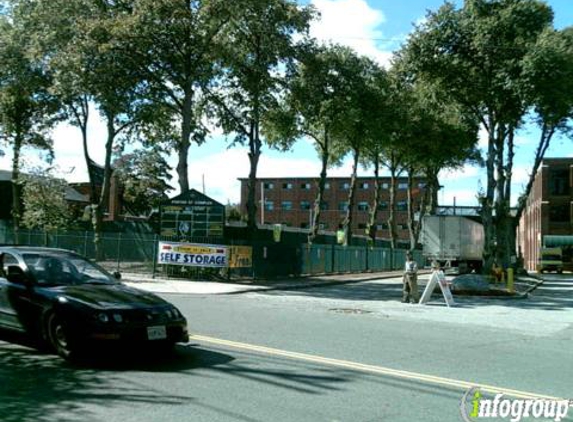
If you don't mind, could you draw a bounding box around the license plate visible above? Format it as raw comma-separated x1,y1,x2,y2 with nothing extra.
147,326,167,340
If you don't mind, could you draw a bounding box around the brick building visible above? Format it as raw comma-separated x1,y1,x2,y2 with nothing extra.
518,158,573,271
239,177,427,241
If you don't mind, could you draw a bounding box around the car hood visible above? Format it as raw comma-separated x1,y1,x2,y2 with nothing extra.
52,283,168,310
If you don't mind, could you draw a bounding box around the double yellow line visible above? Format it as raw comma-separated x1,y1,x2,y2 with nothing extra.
192,334,564,401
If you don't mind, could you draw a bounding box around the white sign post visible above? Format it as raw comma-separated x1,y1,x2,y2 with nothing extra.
419,270,455,307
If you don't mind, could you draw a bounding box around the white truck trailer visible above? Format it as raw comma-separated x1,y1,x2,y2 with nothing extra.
421,215,485,272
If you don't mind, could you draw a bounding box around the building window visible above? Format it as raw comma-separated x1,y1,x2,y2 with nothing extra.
264,200,274,211
300,201,311,210
357,202,369,211
397,201,407,211
282,183,293,190
549,170,569,196
358,223,367,230
281,201,292,211
549,204,570,223
378,201,388,211
319,223,327,230
300,182,311,190
377,223,389,230
418,182,426,189
341,182,350,190
324,182,331,190
300,222,309,229
359,182,369,190
320,201,328,211
263,182,274,189
398,182,408,190
338,201,349,211
398,223,408,230
382,183,389,189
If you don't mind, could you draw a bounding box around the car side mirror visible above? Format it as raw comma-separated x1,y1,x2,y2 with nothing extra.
113,271,122,280
6,266,28,285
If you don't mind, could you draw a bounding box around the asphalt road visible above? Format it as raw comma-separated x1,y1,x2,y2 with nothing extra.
1,273,573,422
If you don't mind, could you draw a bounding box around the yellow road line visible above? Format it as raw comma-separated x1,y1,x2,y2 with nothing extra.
191,334,564,401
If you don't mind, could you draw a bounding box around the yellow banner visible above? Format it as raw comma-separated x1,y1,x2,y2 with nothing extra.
228,246,253,268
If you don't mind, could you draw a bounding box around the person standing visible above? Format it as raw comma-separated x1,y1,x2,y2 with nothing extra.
402,251,420,303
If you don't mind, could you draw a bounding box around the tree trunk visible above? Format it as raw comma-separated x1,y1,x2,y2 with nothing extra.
309,129,329,244
406,166,426,251
11,132,23,244
246,120,261,235
501,127,516,267
387,163,399,250
367,155,382,244
94,112,116,260
426,169,440,215
515,123,555,222
177,86,193,194
342,148,359,246
481,115,498,274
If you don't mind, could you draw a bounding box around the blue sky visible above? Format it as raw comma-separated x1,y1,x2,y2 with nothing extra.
1,0,572,206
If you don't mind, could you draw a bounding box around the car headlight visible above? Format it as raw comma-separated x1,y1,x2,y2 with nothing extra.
112,313,123,323
97,313,110,323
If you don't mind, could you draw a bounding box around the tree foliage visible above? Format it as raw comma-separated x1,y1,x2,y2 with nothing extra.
212,0,315,234
113,147,173,216
0,5,59,235
397,0,564,269
20,169,71,232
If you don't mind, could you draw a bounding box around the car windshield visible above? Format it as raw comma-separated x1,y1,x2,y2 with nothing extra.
22,252,116,286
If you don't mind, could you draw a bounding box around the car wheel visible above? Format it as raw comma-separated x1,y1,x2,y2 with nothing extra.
47,313,76,360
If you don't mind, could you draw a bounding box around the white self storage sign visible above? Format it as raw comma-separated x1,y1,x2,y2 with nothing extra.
157,241,227,268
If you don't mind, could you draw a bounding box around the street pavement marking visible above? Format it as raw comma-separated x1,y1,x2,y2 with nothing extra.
191,334,563,401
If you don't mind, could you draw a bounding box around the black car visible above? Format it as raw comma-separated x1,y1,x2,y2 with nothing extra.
0,246,189,359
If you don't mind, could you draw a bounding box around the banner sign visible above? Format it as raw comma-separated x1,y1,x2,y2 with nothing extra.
228,246,253,268
158,242,227,268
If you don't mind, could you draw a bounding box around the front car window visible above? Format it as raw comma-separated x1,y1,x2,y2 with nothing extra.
23,253,115,286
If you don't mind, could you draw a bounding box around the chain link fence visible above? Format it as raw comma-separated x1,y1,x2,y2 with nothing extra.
0,226,423,280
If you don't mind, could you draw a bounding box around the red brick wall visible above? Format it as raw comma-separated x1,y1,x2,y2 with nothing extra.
239,177,426,241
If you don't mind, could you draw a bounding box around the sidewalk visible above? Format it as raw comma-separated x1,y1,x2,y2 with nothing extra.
122,270,415,295
122,270,541,296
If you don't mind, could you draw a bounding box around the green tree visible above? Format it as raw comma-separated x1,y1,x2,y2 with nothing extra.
46,0,166,258
113,147,173,216
20,168,71,238
0,7,58,240
265,43,363,244
516,27,573,221
211,0,315,235
118,0,235,194
398,82,480,250
20,0,99,206
398,0,558,270
328,51,387,246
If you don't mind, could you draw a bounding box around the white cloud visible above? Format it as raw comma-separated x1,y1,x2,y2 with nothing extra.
310,0,393,67
441,188,480,207
185,149,319,204
511,165,531,186
439,165,481,182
